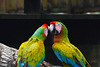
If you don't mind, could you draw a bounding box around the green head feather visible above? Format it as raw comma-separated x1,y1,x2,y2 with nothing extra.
30,24,48,41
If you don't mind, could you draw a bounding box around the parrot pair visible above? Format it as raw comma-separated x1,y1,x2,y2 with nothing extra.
15,21,91,67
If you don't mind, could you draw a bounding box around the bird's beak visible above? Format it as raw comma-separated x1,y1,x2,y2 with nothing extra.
49,24,60,35
49,24,55,32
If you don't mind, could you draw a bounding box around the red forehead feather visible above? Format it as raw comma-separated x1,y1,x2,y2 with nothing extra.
41,24,48,29
50,21,56,26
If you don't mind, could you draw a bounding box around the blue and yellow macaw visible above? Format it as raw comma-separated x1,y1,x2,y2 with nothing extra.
49,21,91,67
15,24,48,67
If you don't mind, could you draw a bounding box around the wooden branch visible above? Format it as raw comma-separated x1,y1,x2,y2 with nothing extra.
0,43,61,67
0,43,18,67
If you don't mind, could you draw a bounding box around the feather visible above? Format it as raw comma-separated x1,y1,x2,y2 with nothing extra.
50,21,91,67
16,24,48,67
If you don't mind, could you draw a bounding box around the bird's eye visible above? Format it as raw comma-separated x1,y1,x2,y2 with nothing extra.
44,28,47,31
56,23,60,27
44,28,48,36
58,24,60,26
55,23,62,34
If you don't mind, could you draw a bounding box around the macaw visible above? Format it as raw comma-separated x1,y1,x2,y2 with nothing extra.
15,24,48,67
49,21,91,67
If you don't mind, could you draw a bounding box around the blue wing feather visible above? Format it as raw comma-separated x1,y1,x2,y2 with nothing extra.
18,60,25,67
67,58,80,67
54,51,63,62
54,51,81,67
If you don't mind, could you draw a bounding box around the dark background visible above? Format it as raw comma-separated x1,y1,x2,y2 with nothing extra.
0,19,100,48
0,19,100,66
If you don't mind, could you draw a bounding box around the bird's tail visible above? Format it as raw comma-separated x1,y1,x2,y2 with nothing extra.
86,61,91,67
62,62,71,67
15,59,26,67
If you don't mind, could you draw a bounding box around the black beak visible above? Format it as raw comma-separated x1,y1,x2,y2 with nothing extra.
53,27,60,35
49,24,60,35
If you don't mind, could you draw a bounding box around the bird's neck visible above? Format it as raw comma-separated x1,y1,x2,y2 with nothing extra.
54,29,70,43
31,33,45,41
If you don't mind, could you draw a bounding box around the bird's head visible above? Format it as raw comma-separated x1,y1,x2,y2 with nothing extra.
33,24,49,40
49,21,68,35
49,21,69,42
40,24,49,37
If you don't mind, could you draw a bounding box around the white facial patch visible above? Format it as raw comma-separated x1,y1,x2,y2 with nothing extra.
55,23,62,33
49,24,54,32
44,28,48,37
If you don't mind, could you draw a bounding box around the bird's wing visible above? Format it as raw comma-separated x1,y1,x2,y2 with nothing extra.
15,41,27,67
70,43,91,67
53,42,77,66
53,41,87,67
16,39,45,67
